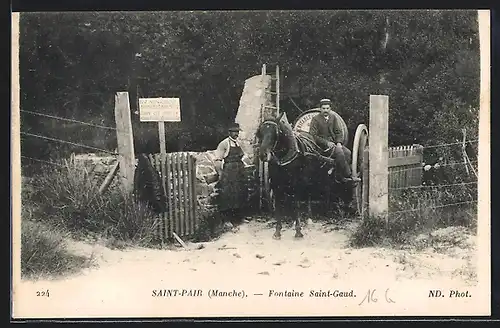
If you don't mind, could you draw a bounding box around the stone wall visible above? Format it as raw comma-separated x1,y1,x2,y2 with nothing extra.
189,151,220,215
70,153,121,190
71,151,256,218
71,152,220,200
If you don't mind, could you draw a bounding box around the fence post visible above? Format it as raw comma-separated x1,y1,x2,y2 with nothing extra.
114,92,136,195
158,121,167,202
362,148,370,217
416,144,424,185
369,95,389,222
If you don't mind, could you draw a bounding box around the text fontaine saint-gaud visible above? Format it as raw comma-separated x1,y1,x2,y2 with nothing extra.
151,289,355,298
269,289,356,298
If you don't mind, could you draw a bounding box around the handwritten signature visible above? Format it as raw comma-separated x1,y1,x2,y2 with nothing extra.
358,288,396,306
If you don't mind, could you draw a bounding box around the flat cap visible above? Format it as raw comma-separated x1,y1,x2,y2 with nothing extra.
228,122,241,131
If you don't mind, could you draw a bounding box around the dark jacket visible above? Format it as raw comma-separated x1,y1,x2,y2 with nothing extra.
309,113,343,148
134,154,167,214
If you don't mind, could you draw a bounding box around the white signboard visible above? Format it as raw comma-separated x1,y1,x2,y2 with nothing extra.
139,97,181,122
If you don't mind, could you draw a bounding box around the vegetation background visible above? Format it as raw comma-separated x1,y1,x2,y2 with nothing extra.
20,10,480,164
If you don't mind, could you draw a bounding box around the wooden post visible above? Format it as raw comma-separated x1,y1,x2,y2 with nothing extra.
187,154,195,235
276,65,280,116
259,65,266,211
158,122,167,198
98,161,120,194
362,148,370,217
114,92,135,195
369,95,389,221
417,145,424,185
172,153,179,235
158,121,168,240
176,153,183,236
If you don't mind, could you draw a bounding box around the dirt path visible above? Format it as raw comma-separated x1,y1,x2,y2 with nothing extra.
15,219,479,318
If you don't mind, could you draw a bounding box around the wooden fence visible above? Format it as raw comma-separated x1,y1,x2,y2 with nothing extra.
148,152,197,241
388,144,424,190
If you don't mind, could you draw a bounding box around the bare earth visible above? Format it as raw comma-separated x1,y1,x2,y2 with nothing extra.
16,218,479,317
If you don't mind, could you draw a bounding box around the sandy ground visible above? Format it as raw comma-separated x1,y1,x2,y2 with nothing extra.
15,218,482,318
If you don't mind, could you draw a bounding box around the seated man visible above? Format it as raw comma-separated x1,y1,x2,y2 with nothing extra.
309,98,360,184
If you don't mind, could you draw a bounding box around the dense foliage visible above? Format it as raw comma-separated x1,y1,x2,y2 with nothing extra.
20,10,480,161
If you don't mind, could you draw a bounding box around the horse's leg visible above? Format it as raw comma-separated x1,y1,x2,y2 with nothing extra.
273,188,283,240
302,168,313,226
294,188,304,239
304,194,313,227
273,212,282,240
304,187,314,226
325,182,331,216
340,183,355,216
307,194,312,217
273,219,282,239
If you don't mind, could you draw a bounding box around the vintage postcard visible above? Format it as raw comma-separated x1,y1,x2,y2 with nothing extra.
11,9,491,319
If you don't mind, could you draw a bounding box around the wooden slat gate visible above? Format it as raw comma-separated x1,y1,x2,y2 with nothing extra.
148,152,198,241
388,144,424,191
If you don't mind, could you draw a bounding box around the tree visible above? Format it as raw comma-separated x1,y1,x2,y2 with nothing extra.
19,10,480,159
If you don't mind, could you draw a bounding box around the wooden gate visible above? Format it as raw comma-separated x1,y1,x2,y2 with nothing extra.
148,152,198,241
388,144,424,191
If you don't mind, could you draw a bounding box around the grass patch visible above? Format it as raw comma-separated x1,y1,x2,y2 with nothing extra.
24,162,162,248
21,161,164,278
21,219,93,280
349,185,477,248
192,205,226,243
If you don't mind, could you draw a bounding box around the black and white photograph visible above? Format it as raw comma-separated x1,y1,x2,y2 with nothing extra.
11,9,490,318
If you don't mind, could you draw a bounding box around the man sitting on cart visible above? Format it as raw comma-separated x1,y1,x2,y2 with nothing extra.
309,98,361,184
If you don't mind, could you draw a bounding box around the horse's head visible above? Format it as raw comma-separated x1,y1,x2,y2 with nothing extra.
256,112,285,162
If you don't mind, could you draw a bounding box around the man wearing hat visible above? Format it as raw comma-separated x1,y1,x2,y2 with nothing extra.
213,122,249,223
309,98,360,184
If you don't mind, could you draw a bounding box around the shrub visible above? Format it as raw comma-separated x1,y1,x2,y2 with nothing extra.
21,219,93,279
349,215,387,247
390,184,477,229
349,185,477,248
25,162,161,247
192,206,224,243
99,191,162,247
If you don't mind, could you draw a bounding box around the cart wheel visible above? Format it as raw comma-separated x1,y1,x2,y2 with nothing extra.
351,124,369,216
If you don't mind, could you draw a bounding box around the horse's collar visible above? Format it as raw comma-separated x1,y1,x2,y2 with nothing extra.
274,151,299,166
262,119,300,167
273,135,301,167
263,120,279,126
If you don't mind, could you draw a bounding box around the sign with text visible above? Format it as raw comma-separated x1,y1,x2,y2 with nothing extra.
293,112,316,133
139,97,181,122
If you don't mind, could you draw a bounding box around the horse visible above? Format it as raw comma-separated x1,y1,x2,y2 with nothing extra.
256,112,354,240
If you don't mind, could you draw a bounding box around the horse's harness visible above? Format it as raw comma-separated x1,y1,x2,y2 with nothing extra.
260,120,298,166
260,120,335,168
